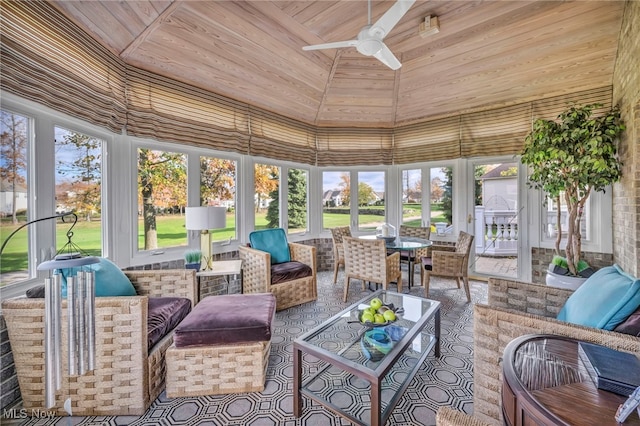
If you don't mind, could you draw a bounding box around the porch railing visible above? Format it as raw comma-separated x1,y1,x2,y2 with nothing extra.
474,206,518,256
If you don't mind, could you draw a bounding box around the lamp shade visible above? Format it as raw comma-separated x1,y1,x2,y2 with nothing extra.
185,206,227,231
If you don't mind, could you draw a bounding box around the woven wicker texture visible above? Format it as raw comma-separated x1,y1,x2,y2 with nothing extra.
342,236,402,302
436,407,491,426
473,277,640,426
399,225,432,278
423,231,474,302
330,226,351,284
239,242,317,311
2,269,197,416
166,340,270,397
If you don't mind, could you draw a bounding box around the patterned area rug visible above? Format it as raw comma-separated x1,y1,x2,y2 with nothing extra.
10,270,487,426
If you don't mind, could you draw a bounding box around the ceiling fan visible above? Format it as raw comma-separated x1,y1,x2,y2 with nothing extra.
302,0,416,70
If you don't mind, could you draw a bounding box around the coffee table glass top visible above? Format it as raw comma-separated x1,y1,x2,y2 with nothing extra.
297,290,440,372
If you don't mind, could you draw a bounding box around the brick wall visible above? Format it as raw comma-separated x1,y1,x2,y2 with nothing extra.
612,0,640,277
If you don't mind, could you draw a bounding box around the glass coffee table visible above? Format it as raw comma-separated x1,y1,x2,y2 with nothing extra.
293,290,441,426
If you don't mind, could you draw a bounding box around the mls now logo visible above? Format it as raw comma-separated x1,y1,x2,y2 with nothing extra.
2,408,56,419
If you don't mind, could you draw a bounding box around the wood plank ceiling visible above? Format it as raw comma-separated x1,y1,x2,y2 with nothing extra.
49,0,625,128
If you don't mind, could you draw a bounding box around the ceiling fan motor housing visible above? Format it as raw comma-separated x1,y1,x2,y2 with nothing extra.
357,25,384,56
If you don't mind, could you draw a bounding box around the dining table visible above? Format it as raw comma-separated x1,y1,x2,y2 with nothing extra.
359,235,432,289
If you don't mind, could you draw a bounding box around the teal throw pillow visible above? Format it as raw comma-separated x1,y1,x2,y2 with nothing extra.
249,228,291,264
557,264,640,330
60,257,137,297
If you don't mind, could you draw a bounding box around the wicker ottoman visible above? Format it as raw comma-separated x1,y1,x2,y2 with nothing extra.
166,293,276,398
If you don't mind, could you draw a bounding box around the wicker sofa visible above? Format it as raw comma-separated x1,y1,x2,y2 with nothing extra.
473,277,640,425
2,269,197,416
436,407,491,426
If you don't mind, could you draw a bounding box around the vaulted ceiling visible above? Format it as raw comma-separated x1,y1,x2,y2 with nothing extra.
49,0,625,128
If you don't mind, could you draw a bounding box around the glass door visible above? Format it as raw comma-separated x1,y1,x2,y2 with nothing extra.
471,161,519,278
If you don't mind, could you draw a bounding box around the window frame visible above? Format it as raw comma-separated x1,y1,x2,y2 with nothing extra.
1,92,619,302
0,93,113,299
249,157,311,236
398,161,458,243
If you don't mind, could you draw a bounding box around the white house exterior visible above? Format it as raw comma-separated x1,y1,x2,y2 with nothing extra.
0,179,27,216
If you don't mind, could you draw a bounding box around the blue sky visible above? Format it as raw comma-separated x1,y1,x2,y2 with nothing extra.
322,169,446,194
322,171,386,193
55,126,102,182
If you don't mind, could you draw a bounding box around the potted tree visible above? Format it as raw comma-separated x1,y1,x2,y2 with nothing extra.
521,103,625,288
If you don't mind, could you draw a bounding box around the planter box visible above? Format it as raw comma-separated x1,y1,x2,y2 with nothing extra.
545,267,587,291
185,263,201,271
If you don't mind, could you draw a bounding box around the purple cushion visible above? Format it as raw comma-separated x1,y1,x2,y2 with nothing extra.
271,261,312,285
147,297,192,349
174,293,276,348
399,250,415,261
421,256,433,271
614,305,640,337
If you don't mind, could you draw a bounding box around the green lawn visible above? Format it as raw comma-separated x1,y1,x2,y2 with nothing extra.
1,205,446,275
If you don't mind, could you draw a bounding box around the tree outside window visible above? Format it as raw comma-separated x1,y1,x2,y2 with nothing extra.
0,110,29,284
137,148,187,250
55,127,103,254
265,168,308,232
255,163,279,230
200,156,236,241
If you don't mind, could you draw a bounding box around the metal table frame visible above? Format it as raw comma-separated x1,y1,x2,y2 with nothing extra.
293,290,440,426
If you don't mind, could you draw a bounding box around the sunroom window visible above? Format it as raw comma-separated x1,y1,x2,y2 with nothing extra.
0,109,30,287
255,163,280,230
200,156,236,242
357,171,386,232
55,126,103,256
137,148,187,251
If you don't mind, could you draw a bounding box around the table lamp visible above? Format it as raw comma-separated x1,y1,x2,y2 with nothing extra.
185,206,227,270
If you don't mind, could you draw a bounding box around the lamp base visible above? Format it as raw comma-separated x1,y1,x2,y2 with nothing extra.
200,231,213,271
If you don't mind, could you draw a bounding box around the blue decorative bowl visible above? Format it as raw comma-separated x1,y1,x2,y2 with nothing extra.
360,329,394,361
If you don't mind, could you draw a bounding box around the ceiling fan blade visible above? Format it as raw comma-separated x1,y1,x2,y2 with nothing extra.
374,44,402,70
371,0,416,38
302,40,358,51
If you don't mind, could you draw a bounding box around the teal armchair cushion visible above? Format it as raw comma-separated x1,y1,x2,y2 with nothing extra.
249,228,291,264
557,264,640,330
60,257,137,297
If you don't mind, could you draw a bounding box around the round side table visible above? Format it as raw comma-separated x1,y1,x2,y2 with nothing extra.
501,334,640,426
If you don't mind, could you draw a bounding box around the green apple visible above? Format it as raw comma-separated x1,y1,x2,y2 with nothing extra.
370,298,383,311
383,310,396,322
363,307,376,316
361,312,375,323
374,313,385,324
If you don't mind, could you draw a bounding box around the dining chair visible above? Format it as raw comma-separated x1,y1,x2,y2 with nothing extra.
398,225,431,279
330,226,352,284
421,231,475,302
342,236,402,302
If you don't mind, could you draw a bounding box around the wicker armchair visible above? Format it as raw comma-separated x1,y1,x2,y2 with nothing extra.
473,277,640,426
239,242,317,310
342,236,402,302
330,226,352,284
1,269,197,416
422,231,474,302
398,225,431,277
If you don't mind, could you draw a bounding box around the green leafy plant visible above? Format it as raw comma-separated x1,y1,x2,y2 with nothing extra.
184,250,202,264
521,103,625,276
551,255,568,269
